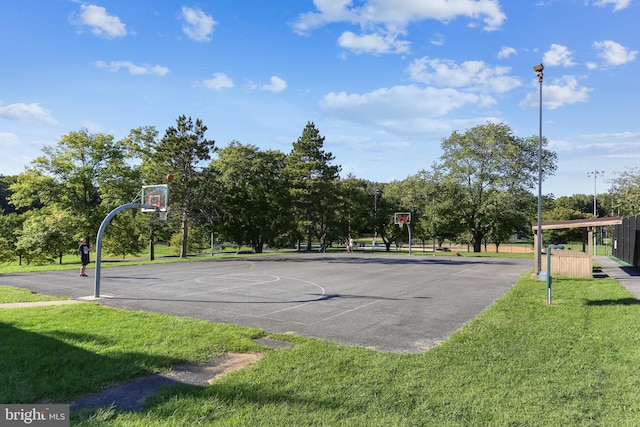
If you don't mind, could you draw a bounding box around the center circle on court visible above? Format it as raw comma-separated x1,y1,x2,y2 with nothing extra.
194,274,326,304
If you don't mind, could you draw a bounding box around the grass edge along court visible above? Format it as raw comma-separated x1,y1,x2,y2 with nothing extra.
2,271,640,426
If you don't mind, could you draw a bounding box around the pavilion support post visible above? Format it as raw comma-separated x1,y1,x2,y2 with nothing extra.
532,229,541,279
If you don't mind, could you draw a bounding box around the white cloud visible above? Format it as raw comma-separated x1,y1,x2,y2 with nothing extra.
583,131,640,140
543,44,576,67
181,6,216,42
292,0,505,55
76,4,127,38
321,85,499,138
497,46,516,59
291,0,358,34
407,57,521,93
260,76,288,93
430,33,445,47
95,60,169,76
321,85,491,123
0,102,59,126
338,30,410,55
593,40,637,66
293,0,506,33
519,75,591,110
202,73,235,90
592,0,631,11
550,132,640,156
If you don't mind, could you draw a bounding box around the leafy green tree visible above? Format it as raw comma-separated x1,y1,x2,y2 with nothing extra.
153,116,216,257
211,142,290,253
10,129,135,239
0,176,24,262
417,170,466,249
608,167,640,216
15,207,76,264
543,206,589,244
372,181,406,251
284,122,341,251
9,170,57,211
330,175,368,246
554,194,607,217
121,126,178,260
103,211,147,258
0,175,18,213
122,126,161,181
387,173,433,246
432,178,468,246
484,190,532,252
438,122,557,252
8,129,146,263
188,165,222,255
0,213,22,263
168,225,209,255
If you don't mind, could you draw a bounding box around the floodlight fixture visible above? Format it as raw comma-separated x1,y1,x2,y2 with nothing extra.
533,63,544,82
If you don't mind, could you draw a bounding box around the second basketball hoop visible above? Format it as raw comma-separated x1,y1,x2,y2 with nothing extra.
394,212,411,228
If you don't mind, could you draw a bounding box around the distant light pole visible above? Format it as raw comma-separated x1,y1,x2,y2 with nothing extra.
373,189,381,250
432,194,436,254
533,63,544,276
587,170,604,255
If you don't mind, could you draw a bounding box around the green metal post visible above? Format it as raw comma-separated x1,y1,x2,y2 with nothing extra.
546,247,552,305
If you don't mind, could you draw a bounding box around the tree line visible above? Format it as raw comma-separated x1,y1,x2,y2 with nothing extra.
1,115,637,265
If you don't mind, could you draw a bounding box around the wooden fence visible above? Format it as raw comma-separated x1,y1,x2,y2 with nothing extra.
541,249,592,278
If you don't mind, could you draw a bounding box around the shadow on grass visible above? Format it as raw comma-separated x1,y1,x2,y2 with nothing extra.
145,380,341,417
585,298,640,306
0,323,177,404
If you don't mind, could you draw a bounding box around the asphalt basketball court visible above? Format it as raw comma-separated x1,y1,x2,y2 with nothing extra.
0,253,531,353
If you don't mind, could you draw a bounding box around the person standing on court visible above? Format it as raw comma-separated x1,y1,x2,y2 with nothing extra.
79,237,92,277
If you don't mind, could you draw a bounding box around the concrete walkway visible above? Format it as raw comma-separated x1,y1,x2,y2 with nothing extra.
0,299,82,309
594,256,640,298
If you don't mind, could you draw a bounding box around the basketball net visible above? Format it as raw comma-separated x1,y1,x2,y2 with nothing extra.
158,210,168,221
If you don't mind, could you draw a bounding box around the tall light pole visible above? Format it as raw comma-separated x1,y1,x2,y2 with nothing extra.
373,189,381,250
533,63,544,277
432,194,436,253
587,170,604,255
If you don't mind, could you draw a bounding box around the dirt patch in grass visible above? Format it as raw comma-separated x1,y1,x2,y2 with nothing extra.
70,352,265,412
168,352,264,385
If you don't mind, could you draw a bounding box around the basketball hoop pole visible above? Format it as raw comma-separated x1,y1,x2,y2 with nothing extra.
93,202,155,298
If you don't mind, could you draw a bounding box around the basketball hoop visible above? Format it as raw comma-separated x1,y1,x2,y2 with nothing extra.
394,212,410,228
158,210,168,221
393,212,413,255
141,185,168,213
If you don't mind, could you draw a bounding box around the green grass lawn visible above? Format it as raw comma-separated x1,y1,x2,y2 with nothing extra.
0,285,67,303
2,269,640,425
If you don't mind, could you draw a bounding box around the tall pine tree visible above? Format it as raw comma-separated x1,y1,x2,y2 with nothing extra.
153,116,216,257
284,122,341,251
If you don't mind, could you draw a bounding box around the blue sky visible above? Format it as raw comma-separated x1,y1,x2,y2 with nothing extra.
1,0,638,198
